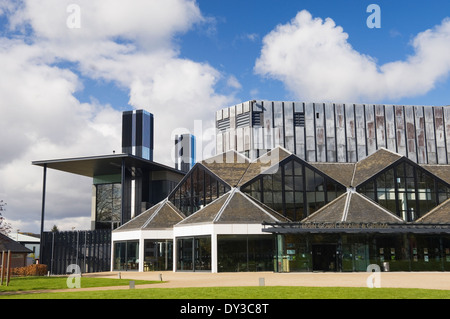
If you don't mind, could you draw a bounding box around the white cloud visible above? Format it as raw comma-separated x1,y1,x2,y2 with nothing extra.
255,10,450,103
0,0,236,233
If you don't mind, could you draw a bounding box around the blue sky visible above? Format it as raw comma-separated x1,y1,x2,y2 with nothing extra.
1,0,449,233
73,0,450,107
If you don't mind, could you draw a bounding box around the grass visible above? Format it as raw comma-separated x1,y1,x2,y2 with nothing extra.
0,277,449,299
0,276,158,293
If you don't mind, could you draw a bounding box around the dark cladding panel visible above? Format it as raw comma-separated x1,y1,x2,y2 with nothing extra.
315,102,326,162
355,104,367,160
404,105,417,162
415,106,427,164
335,103,347,162
345,103,357,162
325,102,336,162
305,102,316,162
445,106,450,164
294,102,306,160
434,106,447,164
424,106,437,164
385,105,396,154
365,104,376,156
375,104,386,149
395,105,407,157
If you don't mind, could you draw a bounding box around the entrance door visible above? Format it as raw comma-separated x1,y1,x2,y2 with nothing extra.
312,244,337,271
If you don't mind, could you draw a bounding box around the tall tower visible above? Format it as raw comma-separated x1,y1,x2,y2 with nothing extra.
122,110,154,160
174,134,196,173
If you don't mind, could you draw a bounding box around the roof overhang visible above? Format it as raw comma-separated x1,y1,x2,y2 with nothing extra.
32,153,184,178
262,222,450,234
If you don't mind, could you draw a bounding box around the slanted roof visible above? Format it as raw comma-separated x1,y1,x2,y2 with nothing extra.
309,163,356,187
176,189,289,226
201,150,250,187
114,200,185,232
351,148,403,187
0,233,32,253
416,198,450,224
302,191,404,224
420,165,450,185
238,146,292,187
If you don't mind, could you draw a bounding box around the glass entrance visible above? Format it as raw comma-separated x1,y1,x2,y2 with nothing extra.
312,244,337,271
176,236,211,271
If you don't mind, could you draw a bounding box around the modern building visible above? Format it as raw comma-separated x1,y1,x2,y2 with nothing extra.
216,100,450,164
113,101,450,273
122,109,154,161
32,110,185,274
112,145,450,272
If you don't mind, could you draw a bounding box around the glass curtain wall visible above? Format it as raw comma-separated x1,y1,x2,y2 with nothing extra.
143,240,173,271
217,235,275,272
96,183,121,229
176,236,211,271
113,240,139,271
357,159,450,221
169,166,231,216
242,157,346,220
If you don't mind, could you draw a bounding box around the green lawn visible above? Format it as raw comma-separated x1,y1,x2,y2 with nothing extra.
0,277,449,299
0,276,158,293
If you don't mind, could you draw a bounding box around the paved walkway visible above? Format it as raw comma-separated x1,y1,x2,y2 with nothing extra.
86,271,450,290
1,271,449,296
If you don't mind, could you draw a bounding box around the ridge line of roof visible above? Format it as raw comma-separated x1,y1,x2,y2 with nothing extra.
213,188,238,222
342,191,352,222
141,199,167,229
238,190,285,223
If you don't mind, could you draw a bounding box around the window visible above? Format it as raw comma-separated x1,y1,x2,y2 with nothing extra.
96,183,121,228
357,160,450,221
113,240,139,271
176,237,211,271
241,157,346,220
169,166,231,216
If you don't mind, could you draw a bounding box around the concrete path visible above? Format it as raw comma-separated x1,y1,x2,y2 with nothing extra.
85,271,450,290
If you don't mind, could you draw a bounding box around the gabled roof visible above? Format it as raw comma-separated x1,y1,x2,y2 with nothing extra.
201,150,250,187
238,146,293,187
0,233,32,253
351,148,403,187
416,198,450,224
302,191,404,224
309,162,356,187
114,200,185,232
176,188,290,226
420,165,450,185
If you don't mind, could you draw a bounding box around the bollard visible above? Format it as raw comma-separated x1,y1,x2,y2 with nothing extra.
159,273,163,281
118,272,121,279
259,277,265,286
129,280,135,289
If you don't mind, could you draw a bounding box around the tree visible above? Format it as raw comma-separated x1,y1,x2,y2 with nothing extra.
0,200,11,236
51,224,59,232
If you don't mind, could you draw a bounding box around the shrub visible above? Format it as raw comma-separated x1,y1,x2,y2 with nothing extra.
11,264,48,277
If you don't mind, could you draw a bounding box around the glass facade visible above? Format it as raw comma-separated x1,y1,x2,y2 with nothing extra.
176,236,211,271
113,240,139,271
96,183,121,229
169,165,231,216
217,235,275,272
277,234,450,272
357,159,450,221
241,157,346,220
144,239,173,271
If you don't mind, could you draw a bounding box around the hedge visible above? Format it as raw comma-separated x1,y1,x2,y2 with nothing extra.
11,264,48,277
